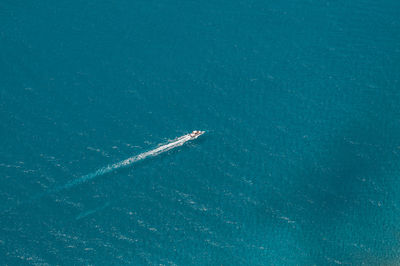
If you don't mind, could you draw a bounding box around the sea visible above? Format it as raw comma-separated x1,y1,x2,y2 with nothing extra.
1,0,400,265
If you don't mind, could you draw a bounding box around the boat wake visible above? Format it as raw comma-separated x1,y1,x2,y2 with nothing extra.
46,131,204,195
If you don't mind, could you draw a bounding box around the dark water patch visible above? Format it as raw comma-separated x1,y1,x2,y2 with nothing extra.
257,113,400,264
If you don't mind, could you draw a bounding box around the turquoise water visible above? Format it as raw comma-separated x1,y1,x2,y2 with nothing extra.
1,0,400,264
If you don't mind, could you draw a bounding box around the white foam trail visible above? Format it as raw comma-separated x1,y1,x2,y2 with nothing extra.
48,133,194,194
75,202,110,220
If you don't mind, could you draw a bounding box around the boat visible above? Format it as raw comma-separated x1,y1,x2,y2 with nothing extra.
189,130,205,139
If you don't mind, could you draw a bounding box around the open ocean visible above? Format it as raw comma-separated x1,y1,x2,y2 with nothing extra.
1,0,400,265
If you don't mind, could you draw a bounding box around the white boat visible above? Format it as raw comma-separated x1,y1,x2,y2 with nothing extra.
189,130,205,139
